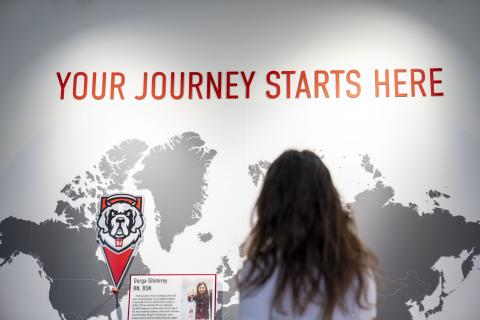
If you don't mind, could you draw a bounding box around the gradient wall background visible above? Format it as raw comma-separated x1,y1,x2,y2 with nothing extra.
0,0,479,319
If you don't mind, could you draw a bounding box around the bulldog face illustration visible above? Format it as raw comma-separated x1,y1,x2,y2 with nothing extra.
97,199,144,252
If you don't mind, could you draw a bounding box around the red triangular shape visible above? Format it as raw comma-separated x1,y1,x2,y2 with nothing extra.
102,245,134,287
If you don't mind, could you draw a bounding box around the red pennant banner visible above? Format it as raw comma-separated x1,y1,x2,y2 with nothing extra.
96,194,145,290
103,245,134,287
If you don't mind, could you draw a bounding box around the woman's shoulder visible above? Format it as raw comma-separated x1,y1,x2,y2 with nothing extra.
238,263,377,320
238,262,281,319
339,270,377,319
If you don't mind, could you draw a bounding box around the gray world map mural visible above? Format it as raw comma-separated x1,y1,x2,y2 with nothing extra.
246,157,480,320
0,132,479,319
0,132,216,320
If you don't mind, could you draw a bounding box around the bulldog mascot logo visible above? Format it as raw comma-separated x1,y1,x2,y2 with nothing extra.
96,194,145,292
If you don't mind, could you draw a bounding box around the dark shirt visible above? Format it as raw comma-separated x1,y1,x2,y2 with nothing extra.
188,293,210,319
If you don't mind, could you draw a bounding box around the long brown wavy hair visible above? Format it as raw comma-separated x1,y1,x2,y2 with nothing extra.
238,150,378,319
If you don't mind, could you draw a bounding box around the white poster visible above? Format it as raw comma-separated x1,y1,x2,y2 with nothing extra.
128,274,216,320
